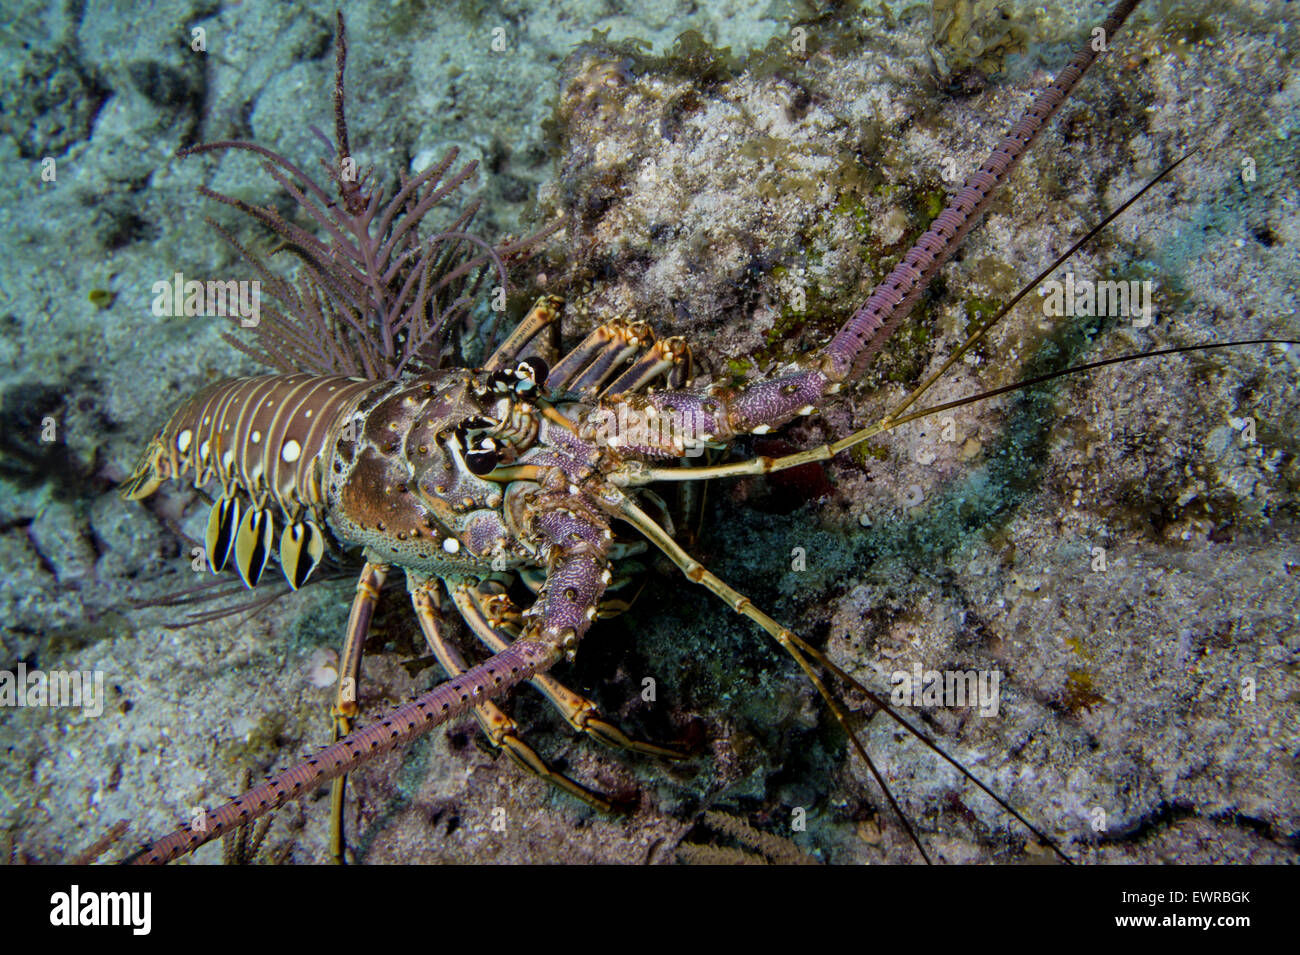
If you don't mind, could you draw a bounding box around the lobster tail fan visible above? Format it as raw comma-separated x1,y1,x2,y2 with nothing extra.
178,12,558,381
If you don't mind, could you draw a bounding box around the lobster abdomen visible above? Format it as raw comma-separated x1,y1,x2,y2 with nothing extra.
122,374,382,588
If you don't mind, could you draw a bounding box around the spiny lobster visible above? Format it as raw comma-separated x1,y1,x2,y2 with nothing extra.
112,0,1295,864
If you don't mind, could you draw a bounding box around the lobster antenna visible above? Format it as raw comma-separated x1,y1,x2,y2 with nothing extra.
631,149,1297,486
825,0,1145,381
127,636,562,864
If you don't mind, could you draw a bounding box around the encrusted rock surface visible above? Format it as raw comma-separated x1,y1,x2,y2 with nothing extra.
1,0,1296,864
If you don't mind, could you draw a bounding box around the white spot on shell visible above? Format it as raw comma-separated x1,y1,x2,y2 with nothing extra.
281,439,302,463
199,440,211,461
442,537,460,554
752,424,772,434
176,429,193,453
250,430,261,444
798,405,815,415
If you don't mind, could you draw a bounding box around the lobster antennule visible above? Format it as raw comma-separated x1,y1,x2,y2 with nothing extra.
615,153,1215,488
610,488,1072,863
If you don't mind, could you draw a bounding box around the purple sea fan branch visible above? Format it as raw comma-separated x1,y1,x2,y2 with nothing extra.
177,12,557,380
393,231,511,377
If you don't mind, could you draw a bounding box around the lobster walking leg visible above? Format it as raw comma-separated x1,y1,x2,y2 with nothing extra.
547,319,641,392
609,488,1071,863
132,499,618,862
452,582,681,758
603,336,692,396
328,561,388,863
484,295,564,372
411,582,616,811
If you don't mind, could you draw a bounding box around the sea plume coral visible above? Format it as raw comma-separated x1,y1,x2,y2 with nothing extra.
179,12,558,380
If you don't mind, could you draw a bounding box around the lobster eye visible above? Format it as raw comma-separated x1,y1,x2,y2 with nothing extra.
465,446,500,475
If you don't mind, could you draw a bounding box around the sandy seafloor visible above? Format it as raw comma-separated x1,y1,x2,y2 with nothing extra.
0,0,1297,864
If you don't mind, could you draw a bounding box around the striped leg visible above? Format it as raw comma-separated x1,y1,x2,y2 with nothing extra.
410,583,617,811
603,335,692,396
452,581,682,759
484,295,564,372
610,489,1070,863
546,319,639,394
329,561,388,864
